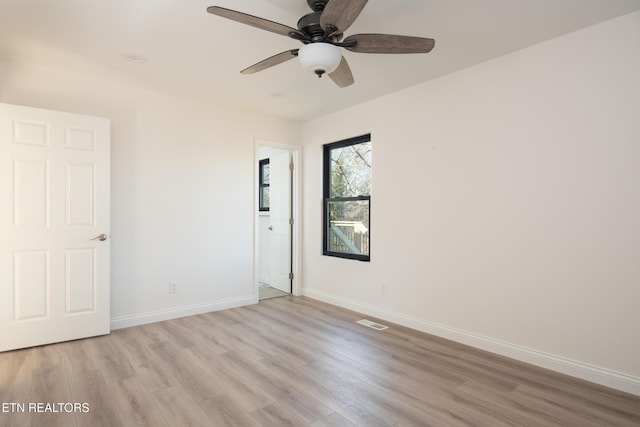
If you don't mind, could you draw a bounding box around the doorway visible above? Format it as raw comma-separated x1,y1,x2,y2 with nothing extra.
254,140,300,301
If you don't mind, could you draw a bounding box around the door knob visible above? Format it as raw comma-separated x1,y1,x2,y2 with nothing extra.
91,233,108,241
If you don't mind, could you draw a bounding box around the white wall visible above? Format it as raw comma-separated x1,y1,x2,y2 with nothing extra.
0,51,301,327
302,11,640,394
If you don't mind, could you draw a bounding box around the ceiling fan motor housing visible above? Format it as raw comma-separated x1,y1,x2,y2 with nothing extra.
297,12,324,39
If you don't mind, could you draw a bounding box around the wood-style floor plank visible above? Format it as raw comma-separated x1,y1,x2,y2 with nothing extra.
66,368,125,427
30,363,76,427
110,376,169,427
1,295,639,426
188,346,275,412
0,349,34,427
150,385,212,427
198,394,263,427
250,401,310,427
311,411,359,427
217,351,335,424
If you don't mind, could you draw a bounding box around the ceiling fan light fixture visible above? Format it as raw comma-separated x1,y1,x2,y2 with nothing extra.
298,42,342,77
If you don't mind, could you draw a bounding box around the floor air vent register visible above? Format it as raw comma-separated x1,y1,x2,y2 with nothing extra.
356,319,388,330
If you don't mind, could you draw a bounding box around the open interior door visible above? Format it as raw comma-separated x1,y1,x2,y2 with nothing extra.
268,151,292,293
0,103,110,352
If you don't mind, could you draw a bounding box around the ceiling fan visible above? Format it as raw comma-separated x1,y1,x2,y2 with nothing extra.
207,0,435,88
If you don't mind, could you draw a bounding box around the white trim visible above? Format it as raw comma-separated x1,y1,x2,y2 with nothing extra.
254,139,302,297
304,289,640,396
110,296,255,330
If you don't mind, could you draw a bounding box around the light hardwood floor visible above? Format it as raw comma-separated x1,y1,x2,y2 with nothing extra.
1,296,639,426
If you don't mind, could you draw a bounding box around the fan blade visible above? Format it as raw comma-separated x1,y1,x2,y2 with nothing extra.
320,0,368,34
207,6,304,39
241,50,299,75
328,57,355,88
344,34,435,54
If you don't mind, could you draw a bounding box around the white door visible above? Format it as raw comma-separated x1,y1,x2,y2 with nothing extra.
268,151,292,293
0,103,110,352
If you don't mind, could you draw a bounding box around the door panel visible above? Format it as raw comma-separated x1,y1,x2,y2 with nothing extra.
65,248,96,314
0,103,110,352
13,250,49,321
14,159,49,226
66,162,95,225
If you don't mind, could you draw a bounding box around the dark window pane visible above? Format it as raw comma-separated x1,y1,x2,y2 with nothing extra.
327,200,369,256
330,142,371,198
259,159,270,211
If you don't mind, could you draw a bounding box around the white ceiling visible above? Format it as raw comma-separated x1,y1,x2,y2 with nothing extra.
1,0,639,121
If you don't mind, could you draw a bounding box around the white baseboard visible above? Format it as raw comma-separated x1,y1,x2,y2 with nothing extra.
110,295,257,330
304,289,640,396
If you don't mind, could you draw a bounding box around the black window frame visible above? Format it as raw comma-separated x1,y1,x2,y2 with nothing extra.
259,158,270,212
323,134,371,262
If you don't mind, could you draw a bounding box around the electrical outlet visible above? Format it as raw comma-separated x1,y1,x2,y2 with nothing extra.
380,282,388,295
169,282,177,294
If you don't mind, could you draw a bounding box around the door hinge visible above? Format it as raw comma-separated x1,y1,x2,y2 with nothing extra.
289,162,294,171
289,272,294,280
289,217,294,225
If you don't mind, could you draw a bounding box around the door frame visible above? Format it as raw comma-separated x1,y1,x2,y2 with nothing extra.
253,139,302,299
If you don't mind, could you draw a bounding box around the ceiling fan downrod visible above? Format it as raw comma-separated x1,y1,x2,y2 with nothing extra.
307,0,328,12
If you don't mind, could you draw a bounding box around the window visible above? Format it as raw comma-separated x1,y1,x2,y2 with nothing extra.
323,134,371,261
259,158,270,211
